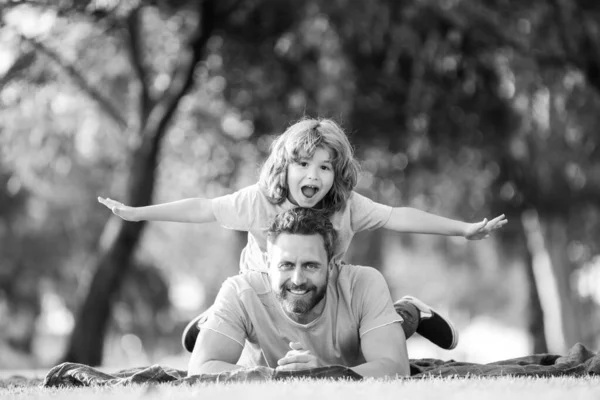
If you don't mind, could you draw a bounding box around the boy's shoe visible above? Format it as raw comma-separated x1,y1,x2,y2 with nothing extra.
182,313,207,353
394,295,459,350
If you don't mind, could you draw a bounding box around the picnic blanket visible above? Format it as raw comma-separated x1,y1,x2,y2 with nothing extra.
42,343,600,387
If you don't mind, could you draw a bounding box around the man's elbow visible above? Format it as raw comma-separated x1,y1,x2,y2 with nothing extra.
396,358,411,377
188,359,242,377
384,357,410,378
187,360,207,377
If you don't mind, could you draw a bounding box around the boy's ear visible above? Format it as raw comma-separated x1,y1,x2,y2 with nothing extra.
263,251,269,266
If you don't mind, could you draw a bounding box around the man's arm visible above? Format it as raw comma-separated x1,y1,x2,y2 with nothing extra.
349,267,411,378
187,276,261,376
187,328,244,376
351,322,409,378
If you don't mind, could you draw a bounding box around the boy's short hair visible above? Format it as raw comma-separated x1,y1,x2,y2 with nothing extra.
267,208,336,262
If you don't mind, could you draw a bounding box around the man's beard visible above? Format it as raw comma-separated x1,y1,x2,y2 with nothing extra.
276,274,328,316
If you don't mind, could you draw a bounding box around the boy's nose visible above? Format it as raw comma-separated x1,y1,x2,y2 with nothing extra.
306,166,319,179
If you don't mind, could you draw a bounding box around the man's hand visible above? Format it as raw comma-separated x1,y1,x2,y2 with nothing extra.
98,197,138,221
276,342,321,371
464,214,507,240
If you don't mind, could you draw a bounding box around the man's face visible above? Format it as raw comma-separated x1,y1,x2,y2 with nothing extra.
267,233,329,323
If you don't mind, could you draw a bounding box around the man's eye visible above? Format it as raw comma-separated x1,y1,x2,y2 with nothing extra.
279,263,293,270
305,263,319,270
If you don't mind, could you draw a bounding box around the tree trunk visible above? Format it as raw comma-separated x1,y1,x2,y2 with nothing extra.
540,213,583,348
521,209,581,354
62,1,216,365
521,226,548,354
63,125,168,365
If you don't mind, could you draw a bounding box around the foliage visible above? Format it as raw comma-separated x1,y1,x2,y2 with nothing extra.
2,0,600,365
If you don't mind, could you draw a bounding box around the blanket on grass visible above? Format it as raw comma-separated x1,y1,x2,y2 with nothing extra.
42,343,600,387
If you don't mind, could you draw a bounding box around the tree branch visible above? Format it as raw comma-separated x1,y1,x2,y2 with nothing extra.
216,0,244,20
424,2,574,71
1,0,119,24
0,50,35,90
21,34,128,129
548,0,580,63
126,6,153,124
144,0,216,139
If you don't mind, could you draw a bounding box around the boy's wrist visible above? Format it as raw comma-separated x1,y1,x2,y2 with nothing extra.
130,207,142,221
460,222,470,237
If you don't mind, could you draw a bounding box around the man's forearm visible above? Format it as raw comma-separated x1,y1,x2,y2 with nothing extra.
350,357,409,378
384,207,468,236
188,360,243,376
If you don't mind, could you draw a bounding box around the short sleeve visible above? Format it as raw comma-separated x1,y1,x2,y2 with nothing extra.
200,278,250,347
211,184,261,231
351,267,403,337
349,192,393,232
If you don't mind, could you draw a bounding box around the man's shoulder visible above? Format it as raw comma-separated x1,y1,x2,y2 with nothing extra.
224,271,271,297
334,264,388,299
337,264,385,283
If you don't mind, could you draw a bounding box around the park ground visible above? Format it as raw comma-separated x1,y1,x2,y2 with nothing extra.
1,373,600,400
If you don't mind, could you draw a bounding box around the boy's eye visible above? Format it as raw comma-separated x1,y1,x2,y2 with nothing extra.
299,161,309,167
321,165,331,171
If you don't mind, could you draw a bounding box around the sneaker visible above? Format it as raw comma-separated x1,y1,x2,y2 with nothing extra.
181,313,207,353
395,295,459,350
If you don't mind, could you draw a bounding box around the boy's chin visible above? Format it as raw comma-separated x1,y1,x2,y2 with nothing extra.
300,196,326,208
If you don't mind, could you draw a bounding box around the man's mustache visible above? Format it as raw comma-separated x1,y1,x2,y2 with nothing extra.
282,283,314,292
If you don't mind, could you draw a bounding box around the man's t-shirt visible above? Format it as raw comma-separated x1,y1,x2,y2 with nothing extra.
211,184,393,272
200,263,403,368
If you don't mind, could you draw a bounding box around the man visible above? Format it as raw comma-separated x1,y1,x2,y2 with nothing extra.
188,208,409,378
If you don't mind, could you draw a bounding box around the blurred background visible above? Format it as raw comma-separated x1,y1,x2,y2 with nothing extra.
1,0,599,370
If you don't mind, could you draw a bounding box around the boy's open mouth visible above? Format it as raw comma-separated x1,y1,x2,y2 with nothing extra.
301,185,319,198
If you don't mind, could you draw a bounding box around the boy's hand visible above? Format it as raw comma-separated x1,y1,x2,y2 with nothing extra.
98,197,138,221
276,342,321,371
464,214,507,240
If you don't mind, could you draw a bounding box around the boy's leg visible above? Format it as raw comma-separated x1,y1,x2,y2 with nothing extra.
395,301,420,339
394,296,459,350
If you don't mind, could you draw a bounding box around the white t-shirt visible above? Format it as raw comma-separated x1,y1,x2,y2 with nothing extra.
201,263,403,368
211,184,393,272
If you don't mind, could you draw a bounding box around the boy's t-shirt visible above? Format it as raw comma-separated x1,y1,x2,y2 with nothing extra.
211,184,393,272
200,263,403,368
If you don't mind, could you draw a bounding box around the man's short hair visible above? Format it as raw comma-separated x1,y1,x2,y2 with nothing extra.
267,208,337,262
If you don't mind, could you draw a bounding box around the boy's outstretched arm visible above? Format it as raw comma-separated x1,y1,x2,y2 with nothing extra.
97,197,217,224
383,207,506,240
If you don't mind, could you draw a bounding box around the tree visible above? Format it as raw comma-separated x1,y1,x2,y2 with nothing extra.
4,0,600,365
60,1,221,365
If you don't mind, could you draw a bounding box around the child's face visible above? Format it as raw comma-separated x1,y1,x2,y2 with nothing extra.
286,146,335,208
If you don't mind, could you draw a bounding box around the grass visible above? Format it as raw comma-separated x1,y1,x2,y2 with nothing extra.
1,376,600,400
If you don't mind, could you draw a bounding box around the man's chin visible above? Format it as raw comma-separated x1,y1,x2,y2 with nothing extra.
283,299,311,315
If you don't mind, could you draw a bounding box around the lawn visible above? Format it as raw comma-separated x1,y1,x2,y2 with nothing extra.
1,376,600,400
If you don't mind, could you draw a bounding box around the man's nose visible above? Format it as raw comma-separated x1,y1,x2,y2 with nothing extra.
290,266,306,285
